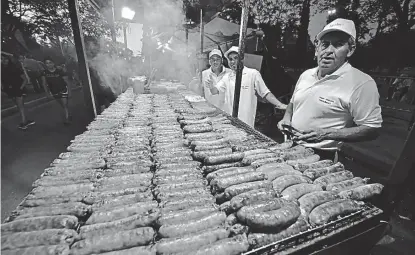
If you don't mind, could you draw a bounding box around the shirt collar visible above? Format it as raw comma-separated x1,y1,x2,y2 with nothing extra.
210,65,226,75
314,62,351,80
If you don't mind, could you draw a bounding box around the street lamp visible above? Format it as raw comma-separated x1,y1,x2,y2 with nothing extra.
121,7,136,20
121,7,135,48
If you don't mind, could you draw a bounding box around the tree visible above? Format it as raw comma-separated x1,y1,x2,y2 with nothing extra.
2,0,118,48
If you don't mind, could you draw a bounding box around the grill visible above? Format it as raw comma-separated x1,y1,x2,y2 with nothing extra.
208,107,387,255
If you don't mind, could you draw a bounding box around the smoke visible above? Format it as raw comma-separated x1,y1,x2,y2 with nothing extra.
85,0,200,100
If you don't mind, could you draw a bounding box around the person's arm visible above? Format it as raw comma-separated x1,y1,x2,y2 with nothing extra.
277,102,294,130
264,93,287,110
41,75,51,96
295,125,379,143
253,70,286,109
19,74,28,90
206,76,225,95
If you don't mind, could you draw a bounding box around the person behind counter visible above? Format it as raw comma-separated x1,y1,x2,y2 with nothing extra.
278,18,382,160
201,49,231,109
205,46,287,128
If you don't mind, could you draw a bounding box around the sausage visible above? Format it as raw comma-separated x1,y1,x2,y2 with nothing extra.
86,202,157,225
193,148,233,161
161,197,215,212
244,203,301,231
21,195,86,207
267,141,294,151
71,227,155,255
154,173,203,185
338,183,384,200
180,117,212,126
1,229,78,250
183,124,213,133
1,215,78,233
281,183,323,200
158,211,226,238
308,199,362,226
156,156,194,164
251,157,283,168
91,194,154,212
98,246,155,255
272,175,312,193
224,180,272,200
236,198,291,223
154,151,191,159
185,132,221,141
155,180,207,194
157,206,218,226
314,170,354,189
286,154,320,165
31,183,94,198
103,167,151,176
206,166,254,183
98,173,153,185
155,168,199,178
155,227,229,254
326,177,370,192
204,153,245,166
225,214,238,226
230,188,278,211
158,161,201,170
80,209,160,235
298,191,339,216
242,153,277,165
191,234,250,255
219,201,233,214
291,160,333,172
281,148,314,161
257,163,301,181
248,218,308,248
194,144,229,152
210,172,266,192
303,162,345,180
202,162,244,174
12,202,91,220
156,188,211,202
32,177,92,187
242,149,272,157
0,245,70,255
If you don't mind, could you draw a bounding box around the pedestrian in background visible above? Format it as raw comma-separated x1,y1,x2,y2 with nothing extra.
41,57,72,125
1,54,35,129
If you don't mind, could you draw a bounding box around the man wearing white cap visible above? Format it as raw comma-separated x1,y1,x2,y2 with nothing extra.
201,49,231,109
206,46,287,127
278,18,382,159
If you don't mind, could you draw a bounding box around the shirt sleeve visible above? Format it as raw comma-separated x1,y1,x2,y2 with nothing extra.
290,72,304,104
349,80,383,128
253,70,270,98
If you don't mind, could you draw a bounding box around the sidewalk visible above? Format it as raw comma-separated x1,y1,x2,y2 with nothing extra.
1,86,82,119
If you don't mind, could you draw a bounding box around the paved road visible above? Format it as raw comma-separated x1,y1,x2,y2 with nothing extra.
1,90,93,221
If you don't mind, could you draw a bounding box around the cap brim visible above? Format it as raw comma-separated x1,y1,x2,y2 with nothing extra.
316,28,354,40
209,53,222,58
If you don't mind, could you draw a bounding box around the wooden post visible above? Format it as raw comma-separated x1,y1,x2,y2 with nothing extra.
123,24,128,48
232,0,250,118
67,0,97,117
199,8,204,82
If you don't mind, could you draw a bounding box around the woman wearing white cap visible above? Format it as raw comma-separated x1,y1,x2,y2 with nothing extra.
277,18,382,160
206,46,287,127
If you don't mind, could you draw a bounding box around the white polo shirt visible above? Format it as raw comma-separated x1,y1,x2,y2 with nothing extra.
216,67,271,127
291,62,382,150
202,66,231,109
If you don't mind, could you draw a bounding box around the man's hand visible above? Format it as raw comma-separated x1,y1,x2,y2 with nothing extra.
294,129,334,143
277,118,291,131
205,77,214,89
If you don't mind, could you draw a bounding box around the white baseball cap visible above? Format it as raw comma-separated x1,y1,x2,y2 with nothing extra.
224,46,239,60
209,49,222,58
317,18,356,41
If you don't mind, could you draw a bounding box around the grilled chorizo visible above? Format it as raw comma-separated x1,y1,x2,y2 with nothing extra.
202,162,244,174
314,170,354,189
281,183,323,200
206,166,254,183
224,180,273,200
303,162,345,180
230,188,278,211
204,153,244,166
338,183,384,200
326,177,369,192
308,199,362,226
211,172,266,192
298,191,339,216
272,175,312,193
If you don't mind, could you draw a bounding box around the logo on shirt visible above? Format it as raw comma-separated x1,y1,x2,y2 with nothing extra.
318,96,335,105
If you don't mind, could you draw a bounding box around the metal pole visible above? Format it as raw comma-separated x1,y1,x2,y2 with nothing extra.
200,9,204,54
123,24,128,48
232,0,250,118
67,0,97,117
110,0,117,42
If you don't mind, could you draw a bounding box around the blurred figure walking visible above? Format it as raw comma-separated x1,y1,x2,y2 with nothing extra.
1,54,35,129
